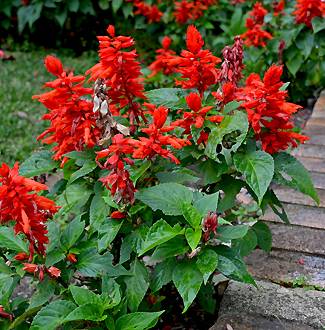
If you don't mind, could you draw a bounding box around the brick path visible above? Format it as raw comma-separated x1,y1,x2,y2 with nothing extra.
211,92,325,329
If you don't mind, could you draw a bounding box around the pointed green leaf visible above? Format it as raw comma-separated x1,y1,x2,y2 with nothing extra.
116,311,164,330
185,228,201,251
196,249,218,284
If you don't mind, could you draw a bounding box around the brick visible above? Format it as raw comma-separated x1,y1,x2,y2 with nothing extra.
263,203,325,229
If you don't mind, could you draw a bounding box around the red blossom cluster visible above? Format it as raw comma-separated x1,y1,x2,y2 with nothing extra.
0,306,13,322
237,65,308,153
23,263,61,281
174,0,216,23
174,92,223,135
0,163,58,258
241,2,273,47
96,105,190,203
131,0,163,23
219,36,244,85
168,25,221,96
148,36,176,77
34,56,100,166
87,25,146,126
293,0,325,28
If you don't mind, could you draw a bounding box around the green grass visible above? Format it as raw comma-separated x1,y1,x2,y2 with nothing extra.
0,50,97,165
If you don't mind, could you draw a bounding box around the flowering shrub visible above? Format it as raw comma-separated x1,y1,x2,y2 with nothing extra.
0,24,320,329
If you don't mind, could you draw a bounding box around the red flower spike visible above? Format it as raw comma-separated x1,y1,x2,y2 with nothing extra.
241,2,273,47
148,36,176,77
132,0,163,23
0,163,59,258
167,25,221,96
23,263,38,274
293,0,325,28
236,65,309,153
186,25,204,54
174,0,216,23
87,25,146,126
44,55,64,77
273,0,285,16
34,57,100,165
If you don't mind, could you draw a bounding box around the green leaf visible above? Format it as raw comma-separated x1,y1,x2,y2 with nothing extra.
185,228,201,251
124,259,149,312
29,278,56,309
156,169,199,185
218,225,249,241
312,16,325,33
76,248,113,277
139,220,184,255
30,300,76,330
69,285,102,306
55,8,67,27
295,31,314,59
261,189,289,224
196,249,218,284
286,49,304,76
151,258,175,292
151,237,189,261
98,220,123,252
0,227,28,253
68,0,79,12
273,152,319,204
130,160,151,184
112,0,123,12
173,262,203,313
89,191,110,233
101,277,121,309
223,101,242,114
60,216,85,250
205,111,248,163
115,311,164,330
252,221,272,252
145,88,187,110
234,150,274,203
233,228,258,257
68,160,97,184
181,203,202,228
193,192,219,216
19,150,57,177
136,183,193,216
218,176,245,212
64,303,106,322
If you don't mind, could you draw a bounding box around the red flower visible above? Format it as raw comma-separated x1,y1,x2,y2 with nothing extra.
14,252,29,261
241,3,273,47
249,2,268,24
34,56,100,166
202,212,218,242
173,0,216,23
87,25,146,126
236,65,308,153
241,22,273,47
148,36,176,77
129,105,191,164
273,0,285,16
97,134,136,204
47,266,61,278
111,211,126,219
173,93,215,133
67,253,78,263
23,263,39,274
0,306,13,321
212,82,237,106
133,0,163,23
167,25,221,96
0,163,59,258
293,0,325,28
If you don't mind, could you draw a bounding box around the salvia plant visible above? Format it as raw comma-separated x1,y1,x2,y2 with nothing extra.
0,24,319,329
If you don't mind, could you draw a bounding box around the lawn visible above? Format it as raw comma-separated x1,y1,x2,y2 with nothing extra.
0,50,97,165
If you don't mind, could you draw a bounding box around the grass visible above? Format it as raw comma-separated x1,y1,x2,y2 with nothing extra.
0,50,97,165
